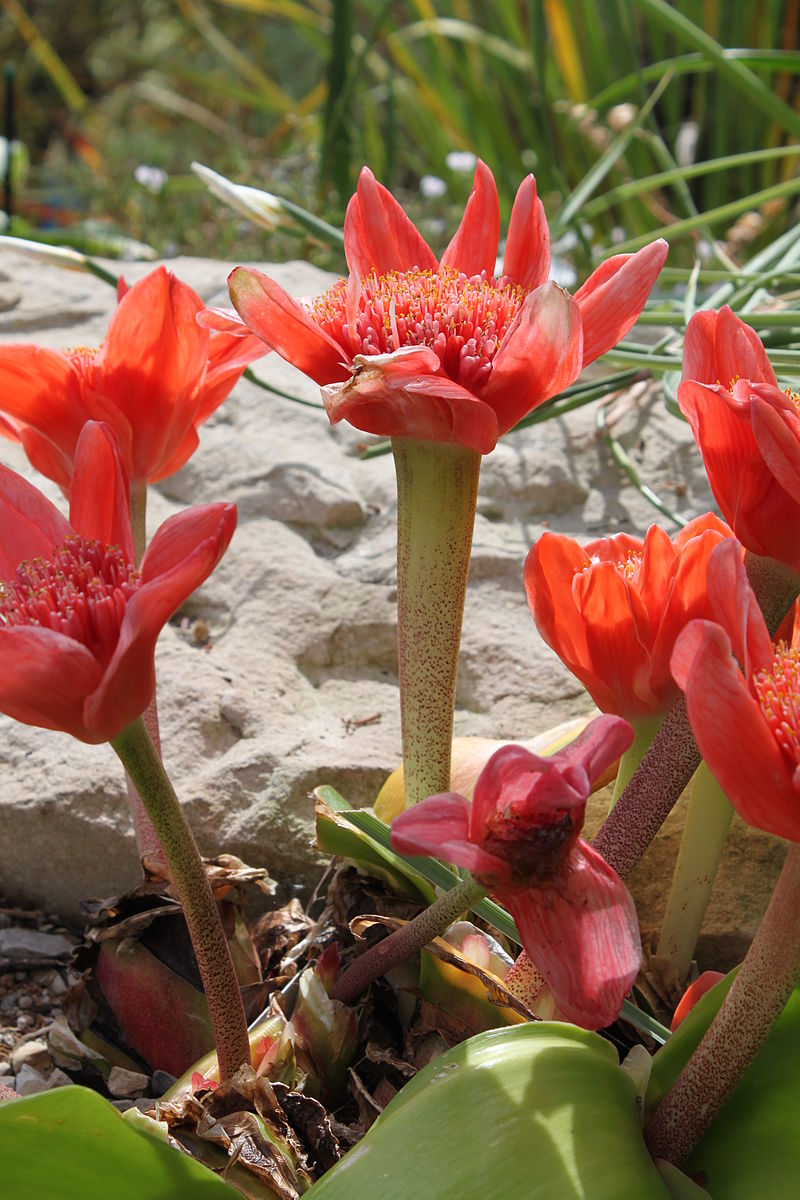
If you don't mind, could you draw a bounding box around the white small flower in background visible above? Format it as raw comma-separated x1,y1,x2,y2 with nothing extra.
675,119,700,168
419,174,447,199
445,150,477,174
134,165,168,194
611,226,626,244
607,103,637,133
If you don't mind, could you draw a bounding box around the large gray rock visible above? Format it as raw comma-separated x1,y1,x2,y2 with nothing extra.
0,252,783,971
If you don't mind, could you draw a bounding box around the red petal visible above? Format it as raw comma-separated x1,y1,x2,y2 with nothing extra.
560,714,634,784
524,533,592,674
390,793,510,882
577,561,658,713
228,266,349,386
68,422,134,562
0,626,103,742
671,971,725,1031
502,841,641,1029
84,504,237,738
322,346,499,453
483,282,583,434
440,160,500,278
0,463,73,578
575,239,668,367
197,305,250,333
682,309,721,382
344,167,438,277
501,174,550,291
750,386,800,504
672,619,800,839
714,306,777,387
704,538,773,678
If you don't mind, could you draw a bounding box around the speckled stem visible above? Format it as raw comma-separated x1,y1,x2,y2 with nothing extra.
124,480,168,870
645,843,800,1165
392,438,481,808
111,716,251,1080
593,554,800,880
331,876,487,1005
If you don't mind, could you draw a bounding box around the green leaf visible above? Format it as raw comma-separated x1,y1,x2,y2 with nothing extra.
0,1085,239,1199
306,1023,671,1199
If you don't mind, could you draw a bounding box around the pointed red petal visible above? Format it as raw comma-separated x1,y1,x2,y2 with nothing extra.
575,239,668,367
228,266,349,386
704,538,773,678
0,626,103,742
390,793,510,881
0,464,73,578
483,282,583,434
682,309,721,382
68,422,134,562
502,841,641,1029
672,619,800,838
501,174,550,291
344,167,438,277
440,160,500,278
714,306,777,387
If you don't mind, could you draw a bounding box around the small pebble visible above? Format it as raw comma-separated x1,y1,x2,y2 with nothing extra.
107,1066,150,1099
15,1014,34,1031
17,995,33,1011
151,1069,178,1095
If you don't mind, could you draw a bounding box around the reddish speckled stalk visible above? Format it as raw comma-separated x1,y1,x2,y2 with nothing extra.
111,716,251,1081
392,437,481,808
593,551,800,881
645,843,800,1165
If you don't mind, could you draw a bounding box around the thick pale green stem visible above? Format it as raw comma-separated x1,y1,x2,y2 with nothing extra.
656,763,733,981
331,876,487,1005
125,479,168,869
645,844,800,1165
111,717,250,1080
610,713,664,809
392,438,481,808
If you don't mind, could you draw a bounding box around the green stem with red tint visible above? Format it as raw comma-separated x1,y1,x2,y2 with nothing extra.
645,843,800,1165
125,478,168,869
392,437,481,808
111,716,251,1081
609,712,663,809
331,875,487,1005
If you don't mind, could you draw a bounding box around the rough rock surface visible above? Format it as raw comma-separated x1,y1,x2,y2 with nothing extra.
0,252,784,972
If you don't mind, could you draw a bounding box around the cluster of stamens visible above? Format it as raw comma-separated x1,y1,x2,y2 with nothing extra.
0,536,139,664
752,641,800,768
310,267,524,392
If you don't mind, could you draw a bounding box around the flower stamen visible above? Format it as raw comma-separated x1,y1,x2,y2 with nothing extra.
753,641,800,767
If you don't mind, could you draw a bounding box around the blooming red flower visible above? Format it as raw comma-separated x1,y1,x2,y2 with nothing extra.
524,514,733,716
0,421,236,743
0,266,265,489
672,538,800,841
227,162,667,454
390,714,641,1029
679,305,800,574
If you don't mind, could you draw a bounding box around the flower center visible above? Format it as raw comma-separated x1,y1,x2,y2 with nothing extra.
311,267,524,393
482,804,583,886
752,641,800,768
0,536,140,665
784,385,800,417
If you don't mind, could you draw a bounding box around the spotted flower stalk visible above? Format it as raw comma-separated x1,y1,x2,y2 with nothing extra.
226,161,667,810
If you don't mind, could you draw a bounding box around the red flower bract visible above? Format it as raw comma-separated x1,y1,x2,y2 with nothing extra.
390,714,641,1029
227,162,668,454
524,514,734,716
0,266,266,489
679,305,800,574
0,422,236,743
672,538,800,842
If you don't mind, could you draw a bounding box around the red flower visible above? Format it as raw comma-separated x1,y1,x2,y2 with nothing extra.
679,305,800,573
672,538,800,841
227,162,667,454
524,514,733,716
0,267,265,489
390,714,641,1029
0,422,236,743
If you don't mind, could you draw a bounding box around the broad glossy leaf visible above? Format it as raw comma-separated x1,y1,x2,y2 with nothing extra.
0,1085,239,1200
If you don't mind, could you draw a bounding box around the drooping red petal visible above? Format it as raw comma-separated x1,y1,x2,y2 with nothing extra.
228,266,350,386
440,160,500,278
390,792,511,882
558,714,633,785
704,538,773,679
322,346,499,453
750,386,800,504
0,626,104,742
344,167,438,277
482,281,583,434
197,305,251,334
501,174,550,291
0,463,73,578
502,840,641,1030
68,422,134,562
575,239,668,367
194,329,269,425
672,619,800,839
84,503,238,738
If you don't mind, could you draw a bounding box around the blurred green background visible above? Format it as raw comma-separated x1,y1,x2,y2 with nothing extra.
2,0,799,275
